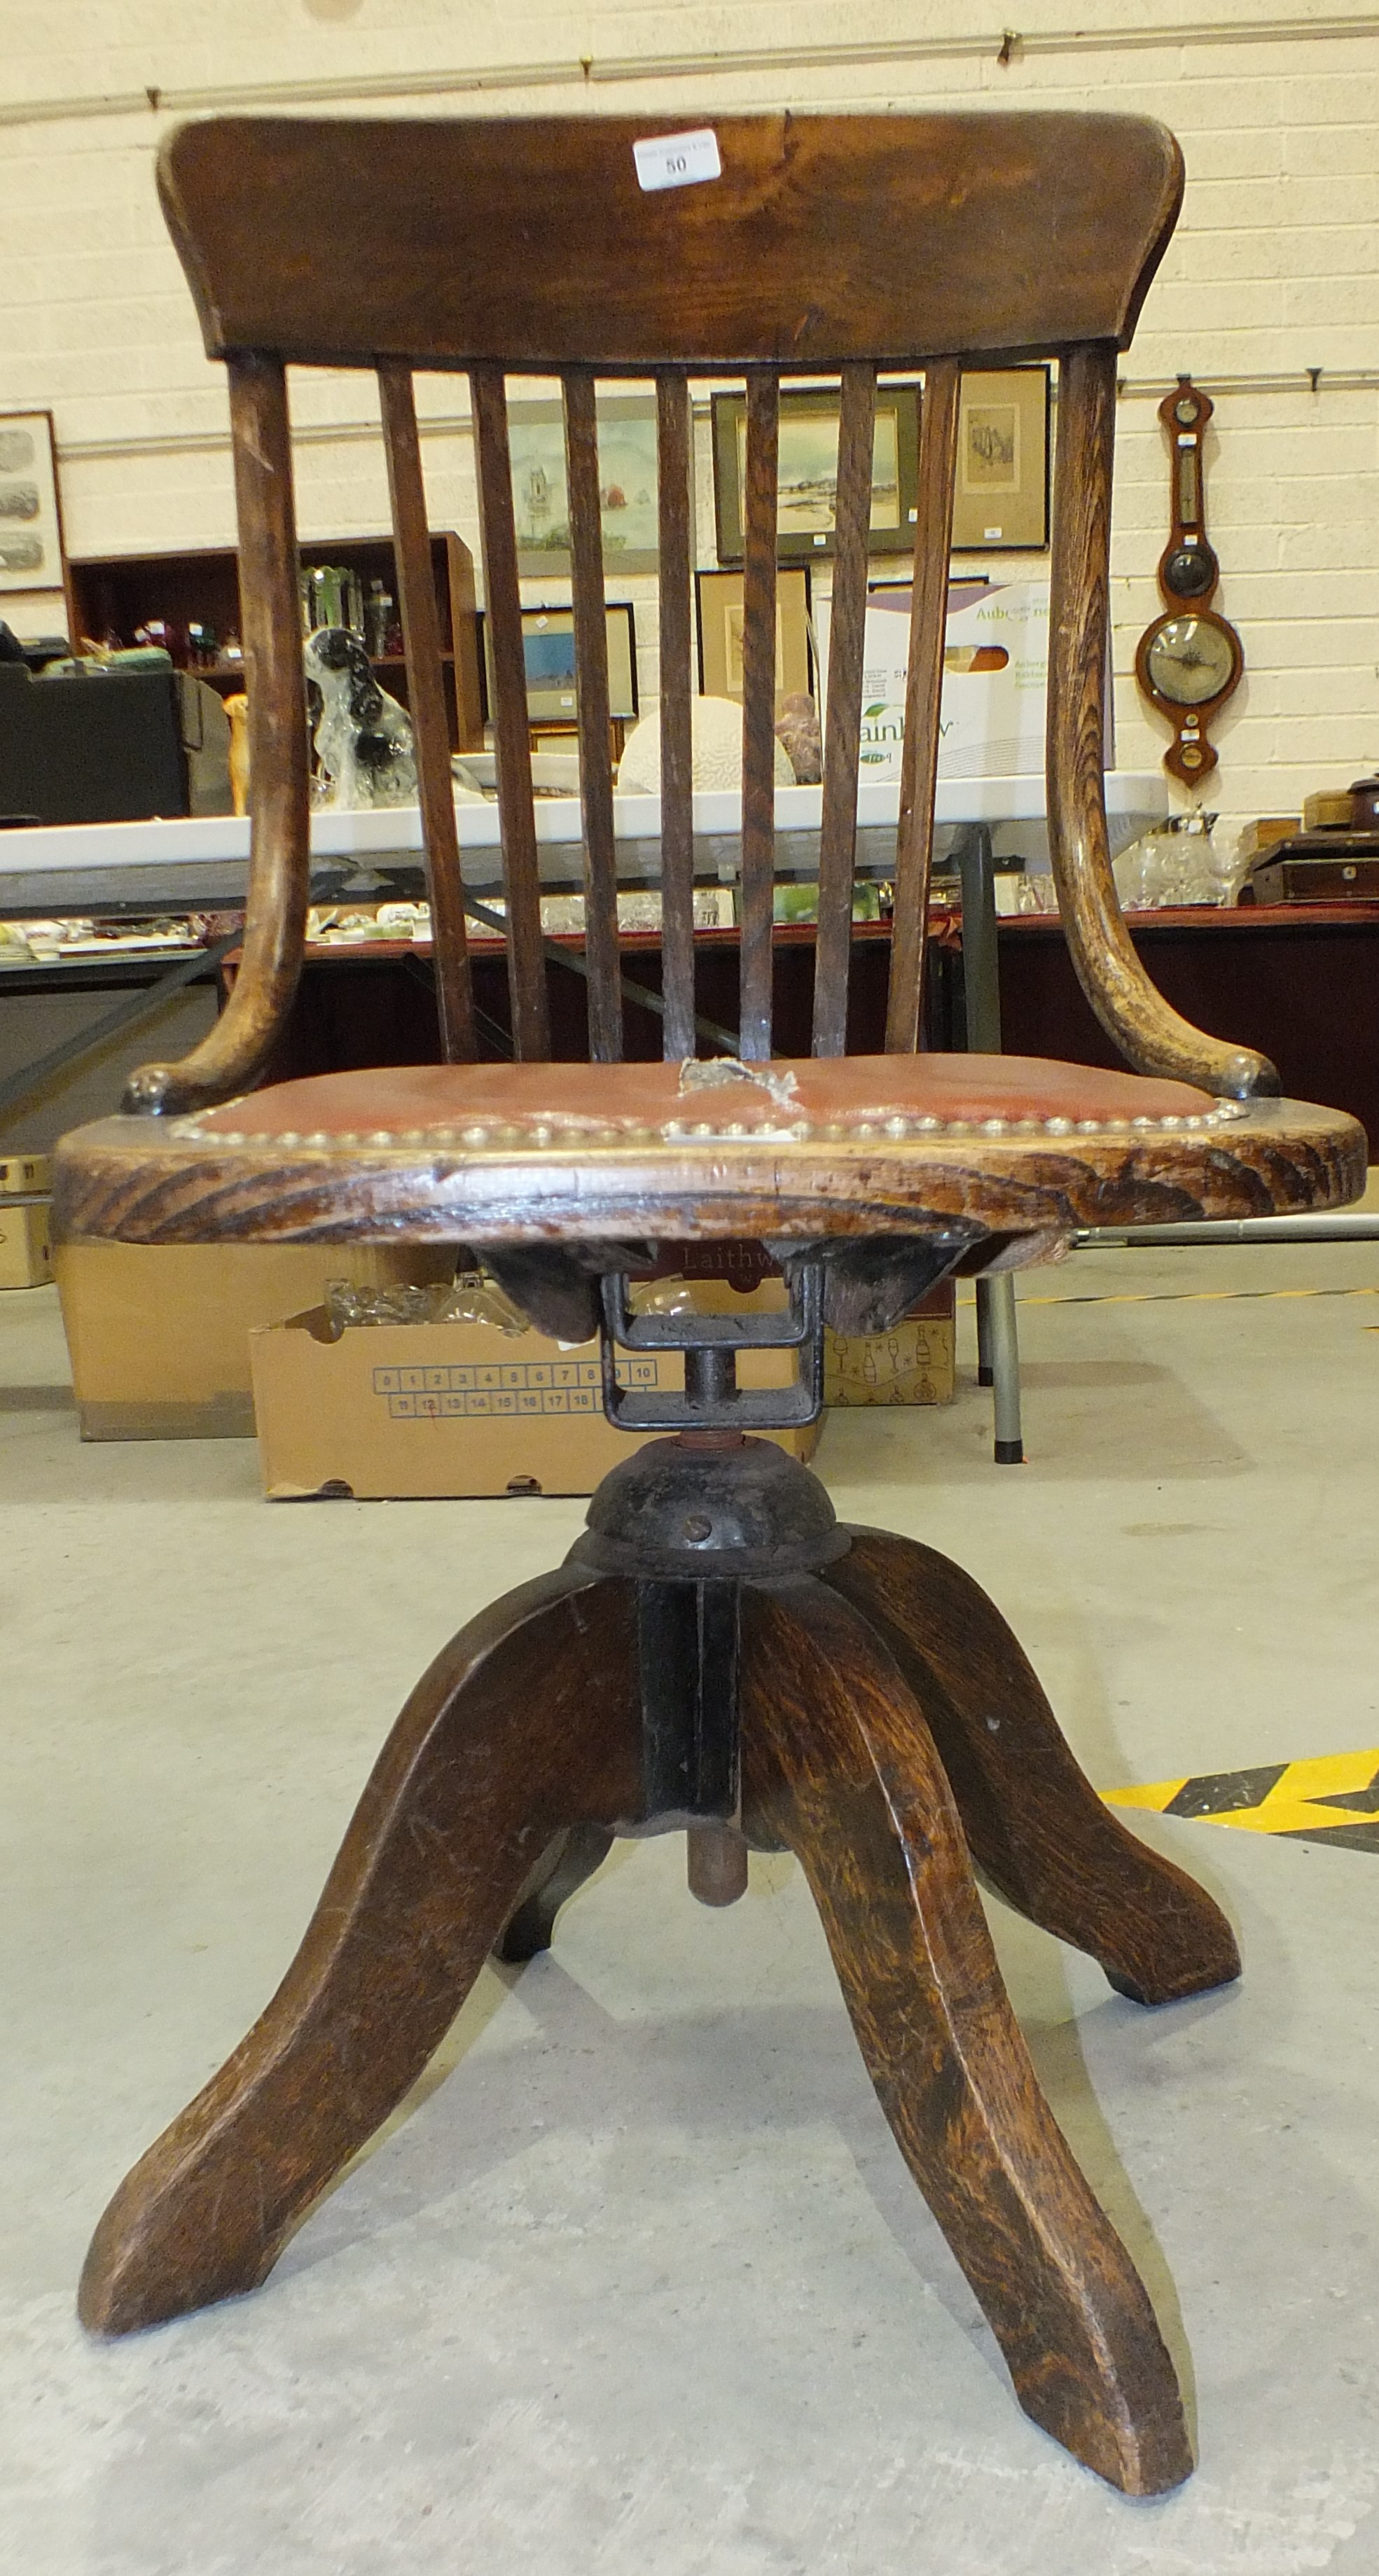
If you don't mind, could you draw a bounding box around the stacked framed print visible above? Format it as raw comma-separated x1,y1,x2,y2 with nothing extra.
710,370,1050,564
0,411,73,636
478,602,639,723
695,566,812,710
950,368,1051,551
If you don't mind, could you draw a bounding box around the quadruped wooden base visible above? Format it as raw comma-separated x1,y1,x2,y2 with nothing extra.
78,1528,1238,2496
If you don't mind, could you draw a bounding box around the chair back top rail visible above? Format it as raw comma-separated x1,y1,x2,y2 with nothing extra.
126,109,1279,1117
158,113,1181,371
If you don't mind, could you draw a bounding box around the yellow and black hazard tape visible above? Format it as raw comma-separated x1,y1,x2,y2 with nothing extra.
1107,1751,1379,1854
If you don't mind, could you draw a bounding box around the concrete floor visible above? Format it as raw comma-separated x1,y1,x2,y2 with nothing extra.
4,1240,1379,2573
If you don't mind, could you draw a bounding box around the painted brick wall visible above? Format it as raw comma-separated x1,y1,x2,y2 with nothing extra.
1,2,1376,823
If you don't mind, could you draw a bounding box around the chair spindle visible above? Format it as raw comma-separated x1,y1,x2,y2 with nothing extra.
812,362,878,1057
738,371,780,1062
378,361,477,1064
885,356,961,1054
656,371,696,1061
562,371,623,1063
471,365,550,1060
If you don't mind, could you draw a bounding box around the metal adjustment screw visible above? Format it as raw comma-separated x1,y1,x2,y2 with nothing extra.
682,1515,714,1542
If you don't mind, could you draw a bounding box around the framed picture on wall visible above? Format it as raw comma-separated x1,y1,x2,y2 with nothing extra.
695,565,813,709
0,411,71,604
712,383,920,565
506,395,659,578
478,601,639,723
950,367,1051,551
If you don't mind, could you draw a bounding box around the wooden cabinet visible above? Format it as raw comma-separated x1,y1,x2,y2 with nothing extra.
67,531,485,752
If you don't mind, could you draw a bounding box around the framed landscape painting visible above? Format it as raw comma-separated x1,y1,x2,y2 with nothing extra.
506,394,659,578
712,382,920,564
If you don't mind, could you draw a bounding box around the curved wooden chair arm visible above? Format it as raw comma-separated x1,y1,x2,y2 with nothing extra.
1047,347,1277,1101
123,355,310,1117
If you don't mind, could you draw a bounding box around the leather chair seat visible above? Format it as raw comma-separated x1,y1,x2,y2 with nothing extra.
187,1051,1226,1145
57,1051,1362,1254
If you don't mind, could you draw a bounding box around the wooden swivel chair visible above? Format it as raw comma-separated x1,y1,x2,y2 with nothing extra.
59,113,1364,2494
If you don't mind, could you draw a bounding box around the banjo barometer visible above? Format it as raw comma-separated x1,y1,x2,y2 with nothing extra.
1135,375,1243,788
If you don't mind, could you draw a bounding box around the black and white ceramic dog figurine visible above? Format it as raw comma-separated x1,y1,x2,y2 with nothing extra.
304,626,417,807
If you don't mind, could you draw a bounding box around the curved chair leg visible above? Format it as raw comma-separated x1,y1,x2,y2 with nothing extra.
823,1529,1240,2007
80,1568,641,2338
739,1576,1192,2496
497,1825,616,1963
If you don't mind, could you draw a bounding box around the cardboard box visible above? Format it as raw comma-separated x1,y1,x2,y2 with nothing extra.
1,1153,52,1195
0,1197,53,1289
825,1281,957,1407
816,580,1051,784
55,1241,455,1439
251,1281,822,1500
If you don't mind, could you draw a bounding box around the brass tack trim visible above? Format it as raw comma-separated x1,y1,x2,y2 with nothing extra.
189,1092,1261,1162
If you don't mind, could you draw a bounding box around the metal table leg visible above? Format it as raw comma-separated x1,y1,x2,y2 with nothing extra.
0,932,239,1130
955,823,1024,1465
981,1274,1025,1465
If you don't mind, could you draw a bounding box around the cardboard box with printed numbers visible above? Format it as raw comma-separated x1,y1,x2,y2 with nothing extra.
249,1279,823,1500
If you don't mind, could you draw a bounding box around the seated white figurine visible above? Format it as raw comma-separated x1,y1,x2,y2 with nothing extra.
305,626,417,807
